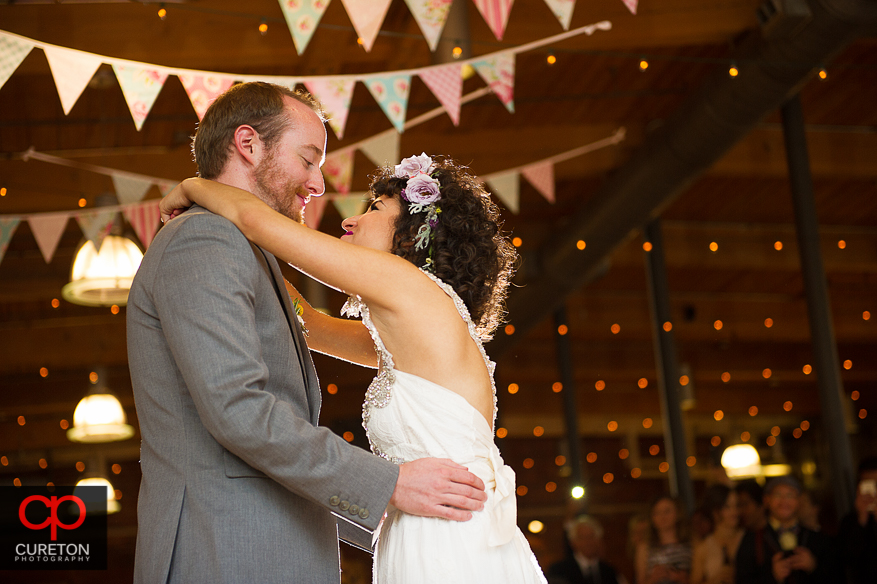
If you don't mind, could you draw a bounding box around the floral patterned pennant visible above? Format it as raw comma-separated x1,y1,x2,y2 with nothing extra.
403,0,453,51
543,0,576,30
75,209,116,252
278,0,332,55
113,64,168,130
472,52,515,113
364,73,411,133
178,74,235,120
323,149,355,194
304,78,356,139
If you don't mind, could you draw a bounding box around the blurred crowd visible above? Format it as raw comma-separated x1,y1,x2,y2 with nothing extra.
546,456,877,584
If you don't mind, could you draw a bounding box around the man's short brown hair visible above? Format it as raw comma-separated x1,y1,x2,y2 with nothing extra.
192,82,325,179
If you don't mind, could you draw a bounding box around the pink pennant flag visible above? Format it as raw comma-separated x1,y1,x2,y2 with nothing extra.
472,0,515,41
178,74,235,120
0,32,35,91
304,196,329,230
403,0,453,51
486,172,520,213
28,212,70,263
75,209,116,251
543,0,576,30
0,217,20,267
124,201,161,249
304,78,355,139
43,46,103,115
323,149,354,195
473,53,515,113
621,0,637,14
521,161,555,203
419,63,462,126
340,0,392,51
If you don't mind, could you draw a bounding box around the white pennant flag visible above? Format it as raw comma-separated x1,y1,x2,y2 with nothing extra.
485,172,520,213
340,0,392,52
75,209,116,251
28,212,69,263
521,161,555,203
359,132,400,167
403,0,453,51
112,174,153,205
43,46,103,115
543,0,576,30
333,194,368,219
0,32,35,91
123,201,161,249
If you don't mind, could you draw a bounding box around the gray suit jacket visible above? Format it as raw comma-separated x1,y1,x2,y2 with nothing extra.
127,206,398,584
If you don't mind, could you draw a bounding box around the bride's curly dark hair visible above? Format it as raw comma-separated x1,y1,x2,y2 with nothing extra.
369,156,517,341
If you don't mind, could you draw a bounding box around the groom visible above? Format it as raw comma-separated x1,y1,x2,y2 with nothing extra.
127,82,486,584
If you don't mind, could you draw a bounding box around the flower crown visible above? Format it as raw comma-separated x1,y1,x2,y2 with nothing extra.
394,153,441,272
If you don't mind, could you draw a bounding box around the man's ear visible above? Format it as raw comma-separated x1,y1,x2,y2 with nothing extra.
233,125,262,167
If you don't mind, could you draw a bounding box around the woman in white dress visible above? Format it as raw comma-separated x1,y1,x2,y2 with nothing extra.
161,154,547,584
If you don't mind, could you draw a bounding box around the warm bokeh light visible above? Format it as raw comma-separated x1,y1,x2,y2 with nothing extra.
793,428,803,439
595,380,605,391
76,461,85,472
533,426,544,437
659,462,670,472
774,241,783,251
157,7,167,19
571,485,585,499
803,364,812,375
770,426,781,437
512,237,523,247
508,383,519,394
586,452,598,463
763,368,772,379
766,436,776,446
607,421,618,432
523,458,535,469
649,445,660,456
327,384,338,395
39,367,48,378
343,432,354,442
800,420,810,431
642,417,653,429
13,478,21,487
528,520,544,533
546,54,557,65
818,68,828,80
110,304,119,315
356,37,364,45
631,468,642,478
859,409,868,420
643,241,653,252
60,419,69,430
710,435,721,447
610,323,620,334
843,359,852,370
721,371,731,383
452,46,463,57
504,324,515,335
663,322,672,332
51,298,60,308
552,382,563,393
679,375,690,386
638,378,648,388
39,458,47,469
837,239,846,249
114,490,122,500
639,59,649,71
864,311,871,321
619,449,629,460
517,485,528,496
729,66,739,77
576,240,586,250
89,371,99,384
764,318,773,328
783,401,793,411
714,320,723,330
1,456,7,466
709,241,718,252
686,456,696,467
603,473,614,484
557,324,568,335
749,406,758,416
496,427,508,438
741,431,750,442
851,391,860,401
714,410,724,421
112,464,121,474
545,482,557,493
258,22,268,34
0,187,6,196
17,416,25,426
555,455,566,466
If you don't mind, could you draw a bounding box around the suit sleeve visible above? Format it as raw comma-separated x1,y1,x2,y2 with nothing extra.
151,213,398,531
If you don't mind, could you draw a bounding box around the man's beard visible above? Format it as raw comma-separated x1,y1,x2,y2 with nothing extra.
253,149,306,224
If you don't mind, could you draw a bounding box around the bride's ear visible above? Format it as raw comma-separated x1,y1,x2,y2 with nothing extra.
233,125,262,167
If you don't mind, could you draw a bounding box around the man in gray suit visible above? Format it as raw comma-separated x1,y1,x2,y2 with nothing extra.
127,82,486,584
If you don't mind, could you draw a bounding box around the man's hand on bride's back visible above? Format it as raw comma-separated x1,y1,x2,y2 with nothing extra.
389,458,487,521
160,178,198,224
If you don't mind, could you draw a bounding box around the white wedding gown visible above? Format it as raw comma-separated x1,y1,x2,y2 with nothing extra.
342,271,547,584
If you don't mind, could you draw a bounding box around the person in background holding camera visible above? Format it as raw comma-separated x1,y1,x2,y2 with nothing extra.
838,456,877,584
734,477,835,584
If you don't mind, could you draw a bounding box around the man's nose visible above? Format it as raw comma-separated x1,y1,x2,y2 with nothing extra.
307,169,325,196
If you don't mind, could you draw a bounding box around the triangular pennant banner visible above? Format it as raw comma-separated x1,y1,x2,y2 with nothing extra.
178,74,235,120
486,172,520,213
0,217,20,267
418,63,463,126
304,196,329,230
359,132,400,167
43,46,103,115
278,0,333,55
364,73,411,133
75,209,116,251
123,201,161,249
403,0,453,51
622,0,637,15
521,161,555,203
340,0,392,52
112,64,168,130
323,149,354,195
112,174,153,205
543,0,576,30
158,181,178,197
304,79,356,139
28,213,69,263
473,53,515,113
0,32,35,91
333,194,368,220
472,0,515,40
272,76,302,92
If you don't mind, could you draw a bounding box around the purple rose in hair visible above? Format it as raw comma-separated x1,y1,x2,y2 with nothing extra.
394,153,435,178
403,174,441,204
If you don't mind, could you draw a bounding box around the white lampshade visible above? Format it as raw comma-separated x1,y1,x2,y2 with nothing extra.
67,393,135,443
721,444,761,478
62,234,143,306
74,476,120,514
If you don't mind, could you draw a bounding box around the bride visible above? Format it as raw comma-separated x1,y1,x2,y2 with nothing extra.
161,153,547,583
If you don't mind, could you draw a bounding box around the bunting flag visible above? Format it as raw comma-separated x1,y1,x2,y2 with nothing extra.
0,217,20,265
365,73,411,133
123,201,161,249
75,209,116,251
43,46,103,115
521,161,555,203
304,196,329,230
543,0,576,30
418,63,462,125
486,172,520,213
0,32,34,91
271,76,302,92
621,0,637,14
472,53,515,113
359,131,400,167
403,0,453,52
178,74,235,120
340,0,392,52
333,194,368,220
112,174,154,205
305,78,356,139
472,0,515,40
323,149,355,194
28,213,69,263
278,0,333,55
112,64,169,130
158,181,178,197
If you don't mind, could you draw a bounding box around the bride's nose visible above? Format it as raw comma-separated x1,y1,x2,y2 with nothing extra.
341,215,359,232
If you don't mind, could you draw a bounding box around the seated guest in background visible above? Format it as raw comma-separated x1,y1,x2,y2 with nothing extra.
692,485,744,584
796,490,821,533
838,456,877,584
735,480,766,533
548,515,625,584
735,476,836,584
635,496,691,584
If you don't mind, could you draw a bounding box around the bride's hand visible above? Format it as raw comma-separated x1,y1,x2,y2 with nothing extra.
160,178,199,223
